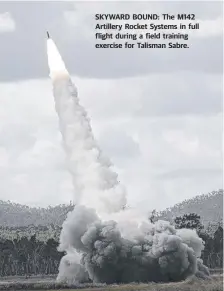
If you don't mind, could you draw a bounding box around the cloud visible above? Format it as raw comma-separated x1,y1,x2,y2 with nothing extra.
0,12,15,33
0,147,9,167
190,17,223,38
0,1,222,81
0,74,222,209
77,72,222,118
64,4,223,39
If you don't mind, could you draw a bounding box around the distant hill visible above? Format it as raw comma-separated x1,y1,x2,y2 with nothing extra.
0,200,74,227
0,189,222,228
158,189,223,229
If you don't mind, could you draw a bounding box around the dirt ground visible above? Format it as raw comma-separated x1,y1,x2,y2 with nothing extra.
0,274,222,291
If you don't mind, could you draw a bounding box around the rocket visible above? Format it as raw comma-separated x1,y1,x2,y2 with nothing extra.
47,31,50,38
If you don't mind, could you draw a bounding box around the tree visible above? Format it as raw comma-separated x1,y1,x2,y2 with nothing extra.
174,213,204,233
213,226,223,253
201,225,223,269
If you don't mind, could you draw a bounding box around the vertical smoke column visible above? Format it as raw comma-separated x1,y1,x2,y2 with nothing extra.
47,38,127,214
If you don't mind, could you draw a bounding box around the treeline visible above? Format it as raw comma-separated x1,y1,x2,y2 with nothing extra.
0,213,222,277
0,225,61,243
0,236,63,276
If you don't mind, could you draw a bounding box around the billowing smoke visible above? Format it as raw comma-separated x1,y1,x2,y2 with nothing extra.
47,38,209,285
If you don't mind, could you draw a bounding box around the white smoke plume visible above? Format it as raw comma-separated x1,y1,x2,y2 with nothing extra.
47,38,210,285
57,251,89,284
47,38,127,214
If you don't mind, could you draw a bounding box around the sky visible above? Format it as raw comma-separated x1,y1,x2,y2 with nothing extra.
0,1,223,211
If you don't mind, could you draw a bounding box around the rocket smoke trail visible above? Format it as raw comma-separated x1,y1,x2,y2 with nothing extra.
47,38,127,214
47,38,210,285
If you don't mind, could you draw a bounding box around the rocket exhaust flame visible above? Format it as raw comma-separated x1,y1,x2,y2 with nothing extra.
47,39,68,80
47,38,210,285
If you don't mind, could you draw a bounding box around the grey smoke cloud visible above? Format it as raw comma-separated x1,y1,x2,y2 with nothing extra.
57,205,209,284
